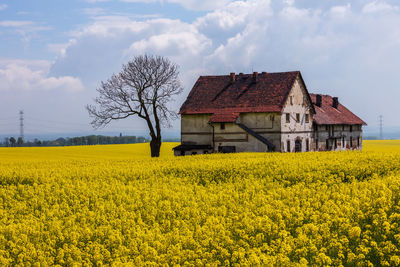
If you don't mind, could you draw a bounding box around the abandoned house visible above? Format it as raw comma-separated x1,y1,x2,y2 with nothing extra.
173,71,366,155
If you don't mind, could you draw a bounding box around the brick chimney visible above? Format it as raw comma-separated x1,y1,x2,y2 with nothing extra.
230,72,235,83
316,94,322,107
252,72,258,82
332,97,339,109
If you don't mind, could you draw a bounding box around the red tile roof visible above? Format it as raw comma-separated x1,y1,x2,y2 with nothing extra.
310,94,367,125
209,112,239,123
180,71,301,114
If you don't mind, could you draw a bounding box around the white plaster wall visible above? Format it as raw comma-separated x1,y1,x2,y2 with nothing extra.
280,78,314,152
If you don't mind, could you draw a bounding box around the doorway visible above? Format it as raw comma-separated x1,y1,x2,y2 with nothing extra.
295,139,302,152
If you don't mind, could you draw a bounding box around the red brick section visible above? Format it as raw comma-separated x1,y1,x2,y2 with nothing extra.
209,112,240,123
180,71,301,115
310,94,367,125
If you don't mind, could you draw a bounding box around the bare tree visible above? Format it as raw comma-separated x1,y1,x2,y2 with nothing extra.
86,55,183,157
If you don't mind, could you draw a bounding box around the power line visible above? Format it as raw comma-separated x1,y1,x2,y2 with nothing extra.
19,110,24,141
379,115,383,140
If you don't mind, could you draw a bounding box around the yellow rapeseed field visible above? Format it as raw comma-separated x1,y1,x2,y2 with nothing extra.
1,140,400,265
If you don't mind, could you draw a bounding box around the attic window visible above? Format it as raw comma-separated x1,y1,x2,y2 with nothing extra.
220,123,225,130
290,96,293,105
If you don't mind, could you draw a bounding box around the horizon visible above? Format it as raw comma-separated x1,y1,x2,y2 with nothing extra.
1,0,400,137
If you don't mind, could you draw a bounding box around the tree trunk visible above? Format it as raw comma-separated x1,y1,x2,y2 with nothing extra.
150,138,161,157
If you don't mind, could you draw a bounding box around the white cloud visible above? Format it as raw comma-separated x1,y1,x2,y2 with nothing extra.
330,4,351,18
0,21,34,27
0,4,7,11
40,0,400,128
362,1,399,13
0,59,84,92
120,0,233,10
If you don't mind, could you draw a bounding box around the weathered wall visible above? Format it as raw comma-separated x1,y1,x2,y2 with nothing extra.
280,77,314,152
213,113,282,152
181,114,212,145
313,124,363,151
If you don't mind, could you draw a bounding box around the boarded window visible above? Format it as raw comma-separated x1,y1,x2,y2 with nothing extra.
286,113,290,123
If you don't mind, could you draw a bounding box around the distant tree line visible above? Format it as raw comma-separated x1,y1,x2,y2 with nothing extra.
1,134,154,147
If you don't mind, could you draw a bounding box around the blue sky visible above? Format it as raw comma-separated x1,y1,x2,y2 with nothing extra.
0,0,399,138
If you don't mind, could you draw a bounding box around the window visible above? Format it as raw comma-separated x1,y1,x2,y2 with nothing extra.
326,139,329,151
270,115,274,121
350,136,353,147
296,113,300,122
287,140,290,152
305,114,309,123
342,136,345,147
350,125,353,132
290,96,293,105
306,139,309,151
286,113,290,123
334,139,337,149
316,138,319,150
357,137,360,147
220,123,225,130
326,125,329,131
342,125,345,131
